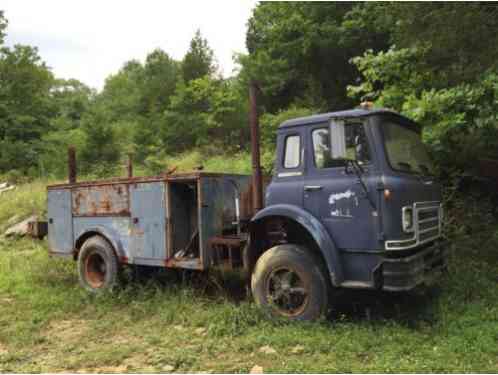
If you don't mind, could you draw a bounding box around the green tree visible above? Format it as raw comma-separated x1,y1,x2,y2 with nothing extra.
79,105,121,174
0,11,7,45
99,60,145,122
349,3,498,177
51,79,94,127
244,2,389,112
377,3,498,86
141,49,180,114
182,30,216,83
161,76,247,153
0,44,55,173
97,51,181,163
38,79,93,177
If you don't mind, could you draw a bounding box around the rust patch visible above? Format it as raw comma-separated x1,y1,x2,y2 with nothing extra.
72,184,130,217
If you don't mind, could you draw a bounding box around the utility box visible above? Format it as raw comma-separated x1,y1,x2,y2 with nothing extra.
47,172,253,270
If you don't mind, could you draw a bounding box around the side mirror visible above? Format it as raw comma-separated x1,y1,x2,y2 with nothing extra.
329,119,347,159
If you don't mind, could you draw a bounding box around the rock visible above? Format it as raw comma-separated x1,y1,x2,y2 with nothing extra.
291,345,304,354
0,183,15,194
4,215,38,238
258,345,276,355
162,364,175,372
250,365,264,374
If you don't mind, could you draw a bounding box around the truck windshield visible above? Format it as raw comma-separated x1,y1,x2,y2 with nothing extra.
382,120,434,175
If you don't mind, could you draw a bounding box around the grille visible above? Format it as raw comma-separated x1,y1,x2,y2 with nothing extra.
386,201,442,250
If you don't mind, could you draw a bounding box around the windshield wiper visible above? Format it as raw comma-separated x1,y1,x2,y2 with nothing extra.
346,160,376,210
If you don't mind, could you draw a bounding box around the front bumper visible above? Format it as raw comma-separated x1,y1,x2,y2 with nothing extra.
381,241,446,291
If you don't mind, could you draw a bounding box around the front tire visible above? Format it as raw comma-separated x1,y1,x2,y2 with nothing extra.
251,244,329,321
78,236,120,292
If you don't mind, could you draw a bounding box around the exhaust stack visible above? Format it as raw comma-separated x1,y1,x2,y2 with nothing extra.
249,80,263,214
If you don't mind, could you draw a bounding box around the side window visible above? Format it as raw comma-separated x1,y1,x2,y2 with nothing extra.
312,128,333,169
346,124,371,165
283,135,301,168
312,124,371,169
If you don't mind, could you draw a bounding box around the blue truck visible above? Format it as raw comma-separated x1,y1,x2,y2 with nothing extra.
47,104,445,321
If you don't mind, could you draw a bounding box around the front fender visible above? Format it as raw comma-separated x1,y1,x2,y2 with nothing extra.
74,226,126,259
251,204,343,285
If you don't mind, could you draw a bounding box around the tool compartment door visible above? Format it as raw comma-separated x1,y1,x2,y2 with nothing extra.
129,182,167,264
199,177,225,267
47,189,73,254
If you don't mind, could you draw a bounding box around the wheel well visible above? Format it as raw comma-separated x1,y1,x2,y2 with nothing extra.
246,215,329,278
74,231,111,260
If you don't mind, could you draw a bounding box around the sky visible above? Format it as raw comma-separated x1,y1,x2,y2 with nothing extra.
2,0,258,91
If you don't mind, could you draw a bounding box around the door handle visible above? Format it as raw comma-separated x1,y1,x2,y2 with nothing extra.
304,185,323,191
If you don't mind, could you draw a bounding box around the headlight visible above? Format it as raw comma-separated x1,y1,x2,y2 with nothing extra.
402,206,414,232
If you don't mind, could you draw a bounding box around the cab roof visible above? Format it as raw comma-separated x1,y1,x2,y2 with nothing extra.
278,108,409,129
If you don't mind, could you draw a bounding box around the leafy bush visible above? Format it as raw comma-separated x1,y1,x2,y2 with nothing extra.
350,48,498,180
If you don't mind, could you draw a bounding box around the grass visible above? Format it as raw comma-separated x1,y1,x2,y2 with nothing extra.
0,176,497,372
162,150,253,175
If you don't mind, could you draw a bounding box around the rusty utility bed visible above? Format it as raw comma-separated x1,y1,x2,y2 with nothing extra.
47,172,254,270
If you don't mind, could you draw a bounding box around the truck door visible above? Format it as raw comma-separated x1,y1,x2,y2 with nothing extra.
303,122,377,250
129,182,167,264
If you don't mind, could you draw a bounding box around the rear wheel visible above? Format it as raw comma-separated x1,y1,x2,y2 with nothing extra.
78,236,119,292
251,244,329,321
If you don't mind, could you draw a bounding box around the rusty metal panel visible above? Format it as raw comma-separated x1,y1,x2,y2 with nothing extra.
48,189,73,254
72,184,129,216
129,182,167,264
198,175,252,267
224,175,252,222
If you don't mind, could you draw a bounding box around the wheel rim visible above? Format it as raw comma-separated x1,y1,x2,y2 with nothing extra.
266,267,309,317
85,252,107,288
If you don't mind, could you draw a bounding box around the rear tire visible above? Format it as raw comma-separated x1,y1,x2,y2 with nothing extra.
78,236,120,293
251,244,329,321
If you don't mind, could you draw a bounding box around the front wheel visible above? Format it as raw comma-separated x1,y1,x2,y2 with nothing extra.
78,236,120,292
251,244,329,321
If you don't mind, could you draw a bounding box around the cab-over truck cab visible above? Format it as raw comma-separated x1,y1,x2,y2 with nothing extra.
248,108,445,319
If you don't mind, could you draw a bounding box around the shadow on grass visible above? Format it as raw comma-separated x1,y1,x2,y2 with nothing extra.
120,264,442,328
328,286,442,328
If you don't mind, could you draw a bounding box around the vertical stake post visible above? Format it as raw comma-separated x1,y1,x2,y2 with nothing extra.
127,154,133,178
68,146,77,184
